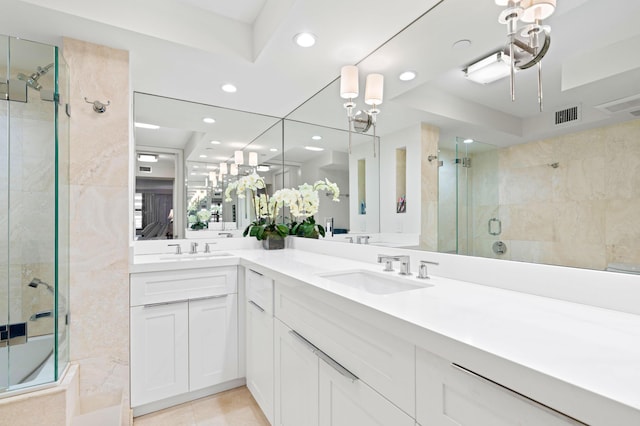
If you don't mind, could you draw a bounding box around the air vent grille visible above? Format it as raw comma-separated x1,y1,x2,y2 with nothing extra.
139,166,152,173
555,106,579,125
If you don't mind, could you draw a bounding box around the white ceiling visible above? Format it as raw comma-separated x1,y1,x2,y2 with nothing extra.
176,0,268,24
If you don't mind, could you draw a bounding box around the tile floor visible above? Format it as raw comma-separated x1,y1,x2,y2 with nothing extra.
133,386,270,426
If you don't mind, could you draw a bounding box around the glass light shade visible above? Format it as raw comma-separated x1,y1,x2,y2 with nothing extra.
230,163,238,176
364,73,384,106
248,151,258,167
465,52,512,84
520,0,556,22
209,172,217,186
340,65,359,99
234,150,244,165
219,162,228,174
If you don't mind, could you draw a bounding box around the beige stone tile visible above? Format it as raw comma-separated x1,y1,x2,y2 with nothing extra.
135,402,196,426
551,156,606,202
500,203,556,242
605,198,640,248
553,201,605,245
499,139,553,169
550,242,607,270
499,166,553,205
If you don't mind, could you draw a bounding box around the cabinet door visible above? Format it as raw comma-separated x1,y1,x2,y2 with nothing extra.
189,294,238,391
318,360,414,426
416,348,584,426
130,301,189,407
246,297,274,424
274,319,319,426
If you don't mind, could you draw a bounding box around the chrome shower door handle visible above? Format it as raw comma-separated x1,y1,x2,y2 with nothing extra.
488,218,502,236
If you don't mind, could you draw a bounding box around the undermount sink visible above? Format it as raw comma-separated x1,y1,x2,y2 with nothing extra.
159,252,233,260
317,269,432,295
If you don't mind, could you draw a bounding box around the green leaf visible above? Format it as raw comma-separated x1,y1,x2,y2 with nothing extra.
256,226,265,240
276,224,289,236
243,225,251,237
249,226,260,237
318,224,325,237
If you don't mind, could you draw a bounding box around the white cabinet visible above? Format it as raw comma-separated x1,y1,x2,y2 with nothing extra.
274,319,318,426
318,359,414,426
246,269,275,424
189,294,238,391
130,301,189,406
416,348,583,426
130,266,239,410
274,319,413,426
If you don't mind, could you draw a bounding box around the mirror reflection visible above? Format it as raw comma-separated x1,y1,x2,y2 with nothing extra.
133,93,282,239
284,0,640,271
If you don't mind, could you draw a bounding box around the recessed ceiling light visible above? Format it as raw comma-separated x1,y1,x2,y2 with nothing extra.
137,153,158,162
210,140,221,145
311,135,322,140
135,122,160,130
193,165,199,169
270,148,278,152
305,146,324,152
202,117,216,124
199,154,207,158
190,172,196,176
221,84,237,93
452,39,472,50
463,138,474,144
294,32,316,47
399,71,417,81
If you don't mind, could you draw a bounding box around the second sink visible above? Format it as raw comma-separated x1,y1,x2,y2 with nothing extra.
317,269,432,295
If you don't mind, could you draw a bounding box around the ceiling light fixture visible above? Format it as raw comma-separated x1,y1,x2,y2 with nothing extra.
199,154,207,158
399,71,417,81
221,84,237,93
270,148,278,152
340,65,384,157
464,52,513,84
135,122,160,130
210,140,221,145
137,153,158,163
219,162,228,174
294,32,316,47
234,150,244,165
257,165,270,172
305,146,324,152
463,138,474,144
493,0,556,111
311,135,322,141
202,117,216,124
230,163,238,176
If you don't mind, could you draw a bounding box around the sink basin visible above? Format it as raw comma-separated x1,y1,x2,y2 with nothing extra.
317,269,432,295
159,252,233,260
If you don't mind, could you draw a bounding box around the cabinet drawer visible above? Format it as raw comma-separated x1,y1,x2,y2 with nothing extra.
416,348,585,426
246,268,273,314
275,281,415,416
131,266,237,306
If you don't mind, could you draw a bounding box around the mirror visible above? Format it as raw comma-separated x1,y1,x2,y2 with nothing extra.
133,93,282,239
284,0,640,271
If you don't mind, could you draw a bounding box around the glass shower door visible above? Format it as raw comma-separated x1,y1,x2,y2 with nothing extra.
0,34,9,392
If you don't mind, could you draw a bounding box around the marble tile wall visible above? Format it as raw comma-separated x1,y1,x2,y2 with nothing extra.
62,37,131,424
486,118,640,270
420,123,439,250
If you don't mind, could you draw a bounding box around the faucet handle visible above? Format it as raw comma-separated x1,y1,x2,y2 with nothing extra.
190,241,199,254
204,242,217,253
417,260,439,279
168,243,182,255
345,236,354,243
377,254,398,272
357,235,370,244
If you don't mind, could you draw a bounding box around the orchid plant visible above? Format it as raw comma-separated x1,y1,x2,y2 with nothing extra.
188,208,211,230
288,179,340,238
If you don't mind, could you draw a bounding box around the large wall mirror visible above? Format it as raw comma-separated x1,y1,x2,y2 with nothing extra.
284,0,640,272
133,93,283,239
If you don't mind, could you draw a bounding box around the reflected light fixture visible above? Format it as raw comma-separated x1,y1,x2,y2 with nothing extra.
230,163,238,176
221,84,237,93
305,146,324,152
463,138,474,144
257,165,270,172
398,71,417,81
248,152,258,167
464,52,512,84
340,65,384,157
137,153,158,163
210,140,221,145
219,162,228,174
135,122,160,130
294,32,316,47
199,154,207,158
493,0,556,111
270,148,278,152
202,117,216,124
234,150,244,165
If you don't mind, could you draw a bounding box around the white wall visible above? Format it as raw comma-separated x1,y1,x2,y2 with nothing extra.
349,139,380,233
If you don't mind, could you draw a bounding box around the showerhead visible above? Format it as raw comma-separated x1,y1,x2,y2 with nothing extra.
28,278,54,293
17,63,53,91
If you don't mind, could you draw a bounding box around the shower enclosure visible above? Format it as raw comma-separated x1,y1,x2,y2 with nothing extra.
0,36,69,393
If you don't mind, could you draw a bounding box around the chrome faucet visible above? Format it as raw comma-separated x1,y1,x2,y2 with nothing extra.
204,242,216,253
190,242,199,254
218,232,233,238
168,243,182,255
357,235,370,244
377,254,399,272
345,236,354,243
397,255,411,275
417,260,439,279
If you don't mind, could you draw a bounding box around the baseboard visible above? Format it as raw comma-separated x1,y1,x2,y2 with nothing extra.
132,378,246,417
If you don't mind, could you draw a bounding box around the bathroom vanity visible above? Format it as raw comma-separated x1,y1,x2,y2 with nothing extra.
129,244,640,425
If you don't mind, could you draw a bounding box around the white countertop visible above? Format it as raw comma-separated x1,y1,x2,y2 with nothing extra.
131,247,640,421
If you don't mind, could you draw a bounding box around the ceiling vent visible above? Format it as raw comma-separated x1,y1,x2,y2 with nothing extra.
555,105,580,126
139,166,152,173
595,94,640,115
